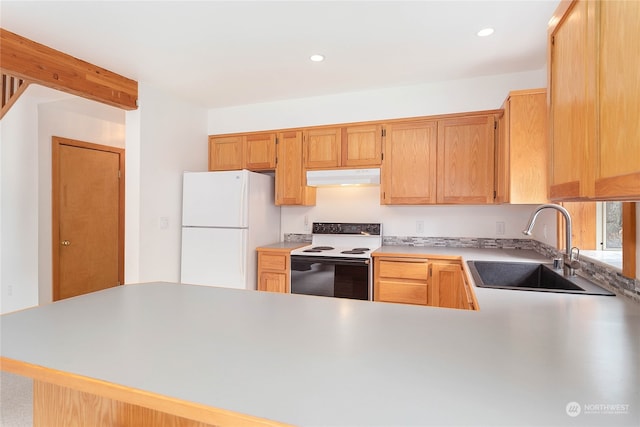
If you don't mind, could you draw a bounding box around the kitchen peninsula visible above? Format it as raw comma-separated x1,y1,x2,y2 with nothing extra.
2,250,640,426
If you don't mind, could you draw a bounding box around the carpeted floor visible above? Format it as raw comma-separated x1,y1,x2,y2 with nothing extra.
0,371,32,426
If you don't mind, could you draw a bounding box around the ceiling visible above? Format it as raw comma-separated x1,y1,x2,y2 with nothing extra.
1,0,560,110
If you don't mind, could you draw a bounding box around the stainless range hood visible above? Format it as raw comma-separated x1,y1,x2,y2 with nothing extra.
306,168,380,187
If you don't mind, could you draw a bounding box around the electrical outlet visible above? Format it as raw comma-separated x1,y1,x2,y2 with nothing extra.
496,221,505,235
7,285,13,296
159,217,169,229
416,220,424,234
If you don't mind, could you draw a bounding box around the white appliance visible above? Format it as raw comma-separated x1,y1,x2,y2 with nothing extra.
290,223,382,300
180,170,280,290
306,168,380,186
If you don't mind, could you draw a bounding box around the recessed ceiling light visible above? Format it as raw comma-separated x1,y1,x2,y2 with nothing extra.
477,28,495,37
310,54,325,62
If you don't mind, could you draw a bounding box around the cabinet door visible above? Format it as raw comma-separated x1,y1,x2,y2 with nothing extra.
209,135,244,171
595,0,640,199
497,90,549,204
430,262,469,310
275,131,316,206
381,120,437,204
549,0,597,200
304,127,341,169
258,271,288,293
342,124,382,167
437,115,495,204
245,133,276,170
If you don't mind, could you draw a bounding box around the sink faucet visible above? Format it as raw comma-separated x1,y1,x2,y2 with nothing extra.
522,204,580,276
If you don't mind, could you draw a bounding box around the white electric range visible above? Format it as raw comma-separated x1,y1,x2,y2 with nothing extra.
290,222,382,300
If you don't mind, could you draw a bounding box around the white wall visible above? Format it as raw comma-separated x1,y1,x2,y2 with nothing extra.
1,91,41,313
208,69,546,134
282,186,556,244
125,83,208,284
207,68,557,247
1,83,208,313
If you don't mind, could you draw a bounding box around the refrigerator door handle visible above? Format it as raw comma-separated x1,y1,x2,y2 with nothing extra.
240,174,247,226
240,242,246,282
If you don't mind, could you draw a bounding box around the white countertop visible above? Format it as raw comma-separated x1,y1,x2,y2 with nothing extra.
2,248,640,426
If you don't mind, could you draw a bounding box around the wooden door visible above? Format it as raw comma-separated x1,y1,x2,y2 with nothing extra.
381,120,437,204
548,0,596,200
437,115,495,204
245,132,276,170
595,0,640,199
342,124,382,167
208,135,244,170
304,127,341,169
52,137,124,300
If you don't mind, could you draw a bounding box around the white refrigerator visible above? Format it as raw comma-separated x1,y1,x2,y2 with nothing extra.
180,170,281,290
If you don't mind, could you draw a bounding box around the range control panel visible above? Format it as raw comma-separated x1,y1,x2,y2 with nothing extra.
312,222,381,236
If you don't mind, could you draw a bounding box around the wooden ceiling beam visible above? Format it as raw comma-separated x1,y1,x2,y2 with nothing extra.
0,28,138,110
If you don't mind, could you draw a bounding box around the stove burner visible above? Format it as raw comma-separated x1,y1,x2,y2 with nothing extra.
303,246,335,253
353,247,370,251
341,250,366,254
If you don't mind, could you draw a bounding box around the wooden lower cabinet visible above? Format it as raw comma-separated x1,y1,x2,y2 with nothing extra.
373,255,477,310
431,261,474,310
375,257,430,305
257,247,293,293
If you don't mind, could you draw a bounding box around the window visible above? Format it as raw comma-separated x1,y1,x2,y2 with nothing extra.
597,202,622,250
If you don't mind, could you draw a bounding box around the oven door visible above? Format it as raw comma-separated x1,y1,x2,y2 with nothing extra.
290,255,370,300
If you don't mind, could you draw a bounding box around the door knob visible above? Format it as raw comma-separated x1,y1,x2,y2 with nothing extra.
61,240,71,246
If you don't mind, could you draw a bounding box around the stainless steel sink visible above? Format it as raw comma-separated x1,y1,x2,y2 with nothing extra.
466,261,615,296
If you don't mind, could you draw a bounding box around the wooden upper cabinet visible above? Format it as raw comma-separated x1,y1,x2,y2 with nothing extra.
549,0,596,200
495,89,548,204
209,135,244,171
342,124,382,167
304,127,342,169
304,125,382,169
275,131,316,206
381,120,438,204
437,115,496,204
245,132,276,170
549,0,639,201
595,0,640,199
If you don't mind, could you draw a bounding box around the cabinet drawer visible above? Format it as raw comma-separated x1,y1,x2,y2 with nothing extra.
259,253,287,271
376,280,428,305
378,259,428,280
